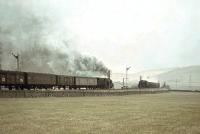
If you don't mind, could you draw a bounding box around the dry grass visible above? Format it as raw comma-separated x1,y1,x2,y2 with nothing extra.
0,92,200,134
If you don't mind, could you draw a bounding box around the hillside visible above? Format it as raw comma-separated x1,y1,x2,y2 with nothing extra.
157,65,200,90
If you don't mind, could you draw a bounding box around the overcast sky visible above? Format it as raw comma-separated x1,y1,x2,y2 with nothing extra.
1,0,200,73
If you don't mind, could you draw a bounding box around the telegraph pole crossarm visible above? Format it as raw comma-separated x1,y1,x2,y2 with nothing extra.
11,52,20,71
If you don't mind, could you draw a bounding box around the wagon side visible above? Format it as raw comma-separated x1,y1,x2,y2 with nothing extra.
25,72,56,89
0,70,25,90
56,75,75,89
75,77,97,89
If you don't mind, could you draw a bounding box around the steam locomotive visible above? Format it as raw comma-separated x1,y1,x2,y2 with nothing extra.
0,70,113,90
138,80,160,88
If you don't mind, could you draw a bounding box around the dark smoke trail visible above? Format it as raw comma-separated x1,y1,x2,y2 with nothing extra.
0,1,109,76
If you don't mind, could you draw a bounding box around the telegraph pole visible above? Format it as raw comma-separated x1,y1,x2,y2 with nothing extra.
122,78,124,89
189,75,191,89
126,67,131,89
11,52,20,71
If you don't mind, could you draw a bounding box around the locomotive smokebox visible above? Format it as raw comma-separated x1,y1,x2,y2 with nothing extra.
107,70,111,89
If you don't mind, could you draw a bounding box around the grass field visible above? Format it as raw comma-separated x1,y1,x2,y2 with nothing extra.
0,92,200,134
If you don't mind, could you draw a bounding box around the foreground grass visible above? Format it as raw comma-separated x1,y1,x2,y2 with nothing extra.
0,92,200,134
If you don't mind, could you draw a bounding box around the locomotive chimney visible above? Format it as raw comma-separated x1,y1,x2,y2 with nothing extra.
107,70,111,89
107,70,111,79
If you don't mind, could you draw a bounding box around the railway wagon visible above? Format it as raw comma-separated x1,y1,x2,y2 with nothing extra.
56,75,75,89
75,77,97,89
0,70,25,90
97,78,107,89
0,70,7,86
25,72,56,89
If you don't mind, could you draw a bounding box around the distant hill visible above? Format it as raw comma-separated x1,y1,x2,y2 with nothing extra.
112,65,200,90
157,65,200,90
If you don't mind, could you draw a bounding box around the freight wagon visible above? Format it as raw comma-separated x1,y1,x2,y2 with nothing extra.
25,72,57,89
74,77,97,89
0,70,25,90
56,75,75,89
97,78,107,89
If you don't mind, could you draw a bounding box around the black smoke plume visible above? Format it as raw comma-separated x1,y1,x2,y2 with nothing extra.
0,1,109,77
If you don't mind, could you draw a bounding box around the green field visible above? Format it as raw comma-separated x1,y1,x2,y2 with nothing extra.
0,92,200,134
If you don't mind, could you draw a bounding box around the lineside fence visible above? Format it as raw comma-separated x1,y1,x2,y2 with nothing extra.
0,89,169,98
169,89,200,93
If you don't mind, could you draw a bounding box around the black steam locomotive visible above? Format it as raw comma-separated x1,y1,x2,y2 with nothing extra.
0,70,113,90
138,80,160,88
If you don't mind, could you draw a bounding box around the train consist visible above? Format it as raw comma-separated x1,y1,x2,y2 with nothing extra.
138,80,160,88
0,70,113,90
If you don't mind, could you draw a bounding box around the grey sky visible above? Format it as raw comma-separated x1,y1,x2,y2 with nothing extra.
0,0,200,73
